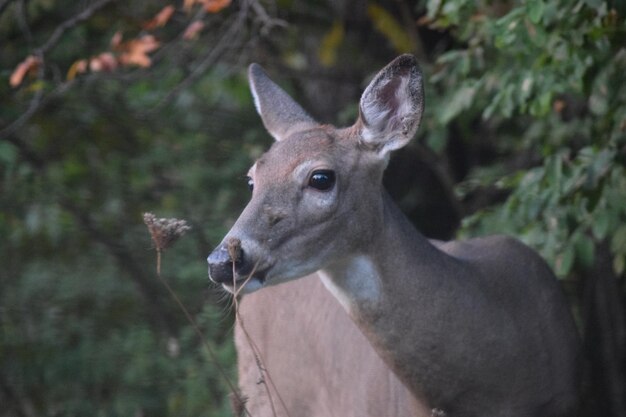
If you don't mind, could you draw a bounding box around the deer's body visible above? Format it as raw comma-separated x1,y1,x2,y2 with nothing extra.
208,55,581,417
236,276,431,417
320,191,579,417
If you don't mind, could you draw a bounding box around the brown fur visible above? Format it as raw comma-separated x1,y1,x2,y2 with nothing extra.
208,55,580,417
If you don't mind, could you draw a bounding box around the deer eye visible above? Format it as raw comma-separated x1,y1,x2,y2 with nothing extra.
246,176,254,192
308,170,335,191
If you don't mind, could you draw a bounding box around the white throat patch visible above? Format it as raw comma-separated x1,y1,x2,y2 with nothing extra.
319,255,382,312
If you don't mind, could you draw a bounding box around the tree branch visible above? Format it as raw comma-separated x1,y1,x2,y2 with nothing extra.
35,0,117,57
2,0,116,140
248,0,287,34
148,3,250,112
0,80,74,141
16,0,33,44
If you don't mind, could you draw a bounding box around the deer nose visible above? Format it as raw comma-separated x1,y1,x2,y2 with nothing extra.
207,245,233,284
207,238,244,284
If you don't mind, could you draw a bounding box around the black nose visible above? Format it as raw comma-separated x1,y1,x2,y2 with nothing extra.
207,237,249,284
208,245,233,283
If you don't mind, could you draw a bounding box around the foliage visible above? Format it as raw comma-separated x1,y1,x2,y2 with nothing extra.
424,0,626,277
1,1,264,416
2,252,235,416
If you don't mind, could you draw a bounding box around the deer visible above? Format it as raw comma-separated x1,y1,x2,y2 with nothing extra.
207,55,581,417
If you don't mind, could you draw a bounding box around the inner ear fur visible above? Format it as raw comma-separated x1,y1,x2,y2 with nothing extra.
357,54,424,156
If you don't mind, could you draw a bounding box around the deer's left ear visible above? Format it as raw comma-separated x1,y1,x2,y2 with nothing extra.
357,54,424,157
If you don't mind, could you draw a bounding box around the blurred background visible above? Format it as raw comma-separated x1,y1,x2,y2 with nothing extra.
1,0,624,416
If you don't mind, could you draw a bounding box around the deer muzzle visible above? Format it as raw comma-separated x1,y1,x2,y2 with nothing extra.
207,245,235,284
207,237,262,286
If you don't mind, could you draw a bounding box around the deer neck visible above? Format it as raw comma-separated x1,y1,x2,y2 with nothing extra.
319,191,460,400
319,191,451,314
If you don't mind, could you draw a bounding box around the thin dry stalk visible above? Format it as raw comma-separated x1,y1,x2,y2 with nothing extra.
229,254,292,417
143,212,250,416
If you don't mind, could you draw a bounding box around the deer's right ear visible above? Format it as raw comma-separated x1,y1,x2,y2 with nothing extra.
248,64,317,142
357,55,424,158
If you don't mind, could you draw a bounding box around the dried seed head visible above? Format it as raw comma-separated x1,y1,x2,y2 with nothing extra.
227,237,242,263
143,212,191,251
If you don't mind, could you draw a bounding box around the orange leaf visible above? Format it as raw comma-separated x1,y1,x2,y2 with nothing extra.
143,5,175,30
183,0,196,12
110,31,123,49
10,55,41,87
89,53,118,72
118,35,160,68
200,0,231,13
66,59,88,80
183,21,204,40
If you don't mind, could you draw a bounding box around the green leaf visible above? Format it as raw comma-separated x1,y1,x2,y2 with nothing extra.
527,0,545,24
440,84,477,123
589,148,615,185
574,233,595,268
583,0,604,10
426,0,443,20
611,225,626,253
0,141,17,165
529,91,553,116
556,244,575,276
592,210,610,240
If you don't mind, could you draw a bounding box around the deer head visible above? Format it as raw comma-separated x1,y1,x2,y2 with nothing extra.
207,54,424,294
